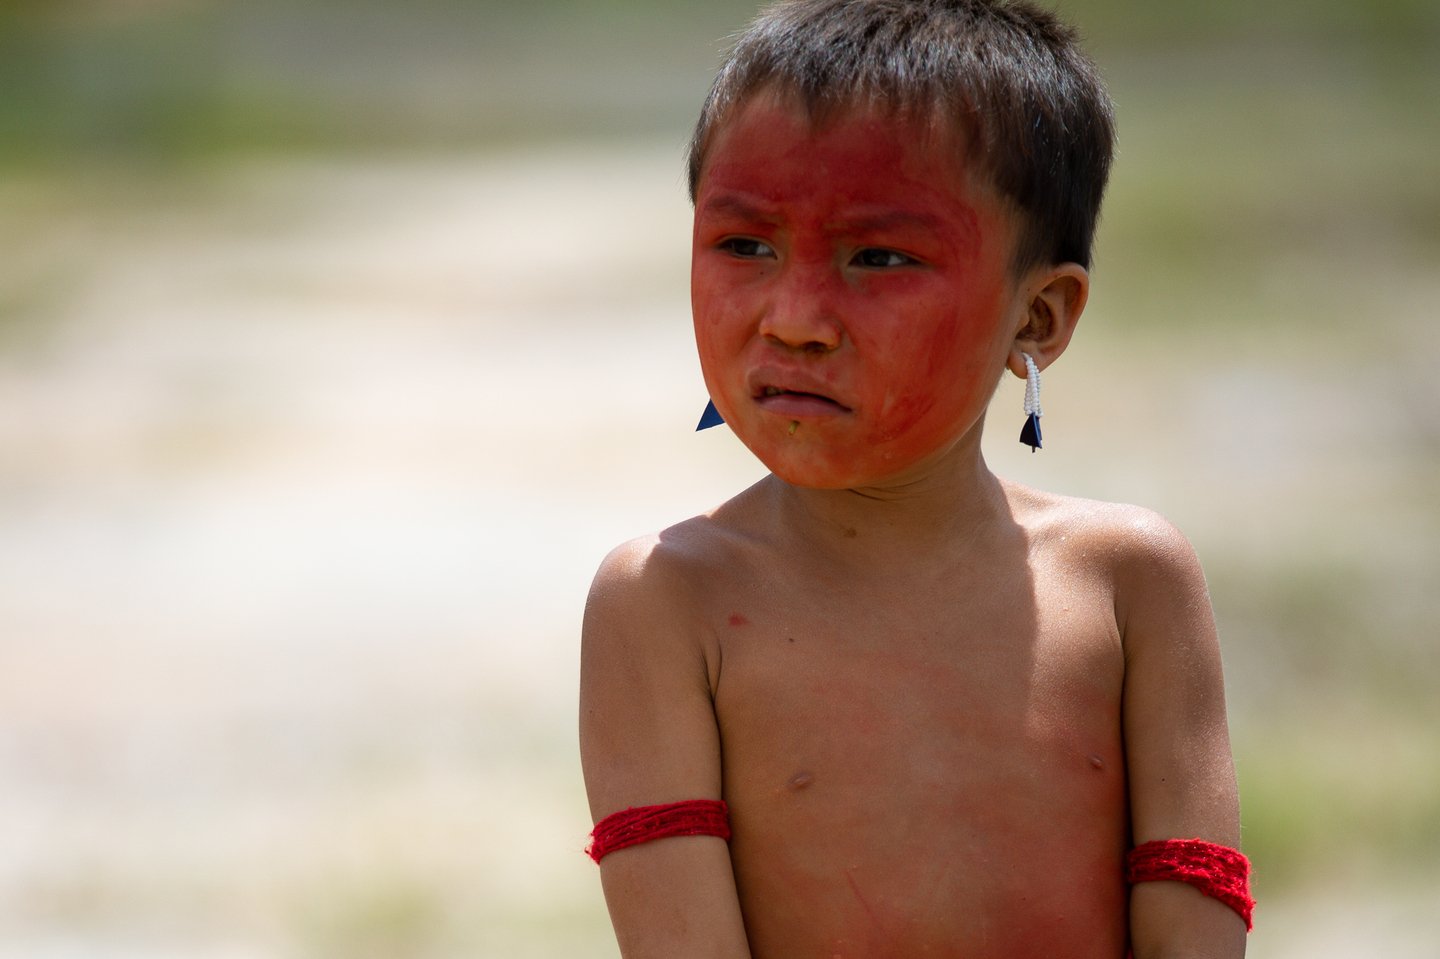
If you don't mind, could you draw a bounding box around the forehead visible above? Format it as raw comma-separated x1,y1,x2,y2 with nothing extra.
694,90,1008,236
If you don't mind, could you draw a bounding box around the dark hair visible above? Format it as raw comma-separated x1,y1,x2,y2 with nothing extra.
686,0,1116,272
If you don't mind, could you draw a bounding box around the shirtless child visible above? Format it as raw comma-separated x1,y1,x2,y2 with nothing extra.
580,2,1251,956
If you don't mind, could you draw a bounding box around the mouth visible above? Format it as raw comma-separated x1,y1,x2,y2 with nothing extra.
754,385,853,416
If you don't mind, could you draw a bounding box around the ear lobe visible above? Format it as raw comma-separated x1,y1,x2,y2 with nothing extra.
1009,263,1089,378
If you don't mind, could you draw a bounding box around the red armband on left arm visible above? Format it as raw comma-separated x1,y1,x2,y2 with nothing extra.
1126,838,1254,930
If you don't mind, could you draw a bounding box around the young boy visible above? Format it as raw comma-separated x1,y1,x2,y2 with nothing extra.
580,2,1251,956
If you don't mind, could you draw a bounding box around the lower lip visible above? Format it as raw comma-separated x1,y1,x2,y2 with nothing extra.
754,393,851,417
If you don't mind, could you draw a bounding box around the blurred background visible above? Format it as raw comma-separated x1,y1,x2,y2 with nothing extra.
1,1,1437,956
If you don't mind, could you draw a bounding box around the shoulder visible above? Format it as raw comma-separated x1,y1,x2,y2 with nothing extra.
1007,485,1208,634
587,479,775,616
586,532,682,614
583,506,759,683
587,512,742,618
585,528,699,650
1011,483,1197,563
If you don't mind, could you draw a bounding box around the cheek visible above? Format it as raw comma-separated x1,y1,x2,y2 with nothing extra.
860,292,1003,446
691,264,744,384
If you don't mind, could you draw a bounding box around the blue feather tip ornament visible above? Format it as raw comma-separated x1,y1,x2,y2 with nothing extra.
696,399,725,431
1019,412,1042,451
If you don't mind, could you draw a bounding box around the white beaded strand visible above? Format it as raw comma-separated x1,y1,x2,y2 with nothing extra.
1022,353,1042,419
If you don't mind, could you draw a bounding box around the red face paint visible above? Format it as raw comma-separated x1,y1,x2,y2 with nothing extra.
691,93,1025,489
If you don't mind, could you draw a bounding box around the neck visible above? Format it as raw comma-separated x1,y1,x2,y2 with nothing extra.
760,434,1016,577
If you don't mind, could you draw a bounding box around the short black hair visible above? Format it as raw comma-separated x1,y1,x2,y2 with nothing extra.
686,0,1116,272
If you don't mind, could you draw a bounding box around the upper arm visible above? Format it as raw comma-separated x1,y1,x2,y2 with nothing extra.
1115,512,1247,956
579,537,752,959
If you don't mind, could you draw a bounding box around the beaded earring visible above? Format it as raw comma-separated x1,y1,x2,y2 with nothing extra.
1019,352,1042,451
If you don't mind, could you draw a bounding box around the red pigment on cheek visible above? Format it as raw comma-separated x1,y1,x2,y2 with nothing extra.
864,295,990,435
857,321,1001,460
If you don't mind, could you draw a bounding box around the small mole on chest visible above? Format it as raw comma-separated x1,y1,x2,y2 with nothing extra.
1088,754,1105,771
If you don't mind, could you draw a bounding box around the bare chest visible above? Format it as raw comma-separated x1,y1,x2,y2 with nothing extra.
708,572,1129,956
713,568,1122,784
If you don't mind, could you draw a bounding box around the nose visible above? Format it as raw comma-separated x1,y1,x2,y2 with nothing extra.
757,266,844,354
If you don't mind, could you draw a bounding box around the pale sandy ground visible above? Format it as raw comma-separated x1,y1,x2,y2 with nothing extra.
1,141,1437,957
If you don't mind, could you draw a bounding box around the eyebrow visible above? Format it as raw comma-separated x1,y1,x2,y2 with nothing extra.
700,195,951,233
697,193,980,250
829,210,946,234
696,193,776,222
834,207,981,254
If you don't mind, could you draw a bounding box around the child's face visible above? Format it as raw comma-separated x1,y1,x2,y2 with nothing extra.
691,92,1028,489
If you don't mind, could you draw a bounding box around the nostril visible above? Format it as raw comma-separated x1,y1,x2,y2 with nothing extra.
758,306,843,352
763,332,838,354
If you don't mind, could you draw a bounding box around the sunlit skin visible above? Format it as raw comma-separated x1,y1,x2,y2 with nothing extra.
581,89,1245,959
691,92,1026,490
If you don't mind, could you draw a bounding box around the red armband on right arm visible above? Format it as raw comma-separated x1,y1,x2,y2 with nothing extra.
586,799,731,864
1126,838,1254,930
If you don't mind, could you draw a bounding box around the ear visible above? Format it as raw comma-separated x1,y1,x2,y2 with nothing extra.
1006,262,1089,380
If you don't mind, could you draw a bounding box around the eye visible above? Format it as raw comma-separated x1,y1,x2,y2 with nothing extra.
718,237,776,259
852,248,917,268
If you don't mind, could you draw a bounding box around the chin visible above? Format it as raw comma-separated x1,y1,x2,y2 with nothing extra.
724,401,974,490
749,429,972,491
736,436,854,490
747,442,908,491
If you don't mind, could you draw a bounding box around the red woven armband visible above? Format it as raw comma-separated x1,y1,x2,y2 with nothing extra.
1126,838,1254,930
586,799,731,864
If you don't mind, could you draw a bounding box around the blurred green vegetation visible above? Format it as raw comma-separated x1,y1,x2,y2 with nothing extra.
289,871,449,959
0,0,761,162
1237,716,1440,891
2,0,1436,163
